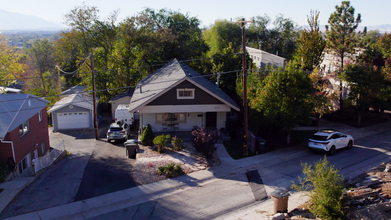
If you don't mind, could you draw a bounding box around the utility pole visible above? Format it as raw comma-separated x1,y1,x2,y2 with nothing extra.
57,67,61,94
232,18,253,156
91,52,99,140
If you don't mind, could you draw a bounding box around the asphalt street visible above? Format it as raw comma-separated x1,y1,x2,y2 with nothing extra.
74,139,138,201
87,129,391,219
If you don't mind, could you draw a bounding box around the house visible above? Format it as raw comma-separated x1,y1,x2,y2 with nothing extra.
320,48,364,74
109,88,134,120
48,85,96,131
246,46,286,69
129,59,240,139
0,94,50,176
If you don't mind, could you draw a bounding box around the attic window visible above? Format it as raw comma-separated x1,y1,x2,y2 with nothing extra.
177,88,194,99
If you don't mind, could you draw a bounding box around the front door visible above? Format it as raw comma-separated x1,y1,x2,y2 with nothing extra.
205,112,217,128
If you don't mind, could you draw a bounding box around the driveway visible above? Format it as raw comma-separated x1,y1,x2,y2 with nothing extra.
0,117,137,218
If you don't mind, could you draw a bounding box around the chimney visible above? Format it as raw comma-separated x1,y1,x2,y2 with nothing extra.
139,85,142,93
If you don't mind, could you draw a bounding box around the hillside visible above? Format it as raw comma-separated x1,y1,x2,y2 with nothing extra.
0,9,65,31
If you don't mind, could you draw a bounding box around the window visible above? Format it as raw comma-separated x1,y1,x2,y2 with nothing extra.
156,113,186,123
177,89,195,99
19,120,29,136
41,142,46,154
38,110,43,122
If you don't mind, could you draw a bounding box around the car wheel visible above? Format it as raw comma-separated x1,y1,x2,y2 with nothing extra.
328,146,336,156
347,141,353,149
107,139,111,143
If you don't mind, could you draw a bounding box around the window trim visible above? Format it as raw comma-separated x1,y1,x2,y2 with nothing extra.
19,120,30,137
38,110,43,123
41,141,46,154
177,88,195,99
156,113,186,123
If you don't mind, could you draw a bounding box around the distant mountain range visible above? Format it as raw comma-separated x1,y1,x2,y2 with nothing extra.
0,9,65,31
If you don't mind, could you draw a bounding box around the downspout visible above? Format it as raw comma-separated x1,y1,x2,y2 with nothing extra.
1,139,16,166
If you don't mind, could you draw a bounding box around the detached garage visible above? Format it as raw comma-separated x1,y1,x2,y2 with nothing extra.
48,86,95,131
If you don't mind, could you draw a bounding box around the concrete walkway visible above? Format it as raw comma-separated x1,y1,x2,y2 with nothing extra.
2,119,391,220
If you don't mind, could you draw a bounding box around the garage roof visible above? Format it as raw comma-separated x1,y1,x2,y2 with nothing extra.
0,94,49,140
48,92,93,113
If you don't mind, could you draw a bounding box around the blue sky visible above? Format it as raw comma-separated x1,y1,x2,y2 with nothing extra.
1,0,388,28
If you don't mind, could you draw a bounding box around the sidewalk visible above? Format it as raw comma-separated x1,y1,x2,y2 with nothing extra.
2,119,391,220
0,177,35,213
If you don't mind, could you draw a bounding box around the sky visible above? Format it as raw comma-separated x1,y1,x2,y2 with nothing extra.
1,0,389,28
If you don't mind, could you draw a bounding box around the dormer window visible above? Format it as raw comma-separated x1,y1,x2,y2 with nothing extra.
177,88,194,99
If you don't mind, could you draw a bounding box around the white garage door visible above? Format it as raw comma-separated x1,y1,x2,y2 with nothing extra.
57,112,90,129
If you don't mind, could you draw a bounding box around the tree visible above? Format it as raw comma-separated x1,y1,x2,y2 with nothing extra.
294,10,326,72
202,19,242,55
247,14,299,60
342,63,386,125
26,38,57,96
246,62,313,144
0,34,26,85
325,1,362,110
309,68,338,131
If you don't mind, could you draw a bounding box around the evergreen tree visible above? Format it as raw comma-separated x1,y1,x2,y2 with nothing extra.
325,1,361,110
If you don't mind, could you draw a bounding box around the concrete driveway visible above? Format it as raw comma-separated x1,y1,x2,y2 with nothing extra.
0,118,137,218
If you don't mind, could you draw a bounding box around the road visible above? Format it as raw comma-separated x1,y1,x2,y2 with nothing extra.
88,129,391,219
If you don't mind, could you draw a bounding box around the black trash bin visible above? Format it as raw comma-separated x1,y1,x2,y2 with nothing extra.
256,137,267,154
124,139,138,159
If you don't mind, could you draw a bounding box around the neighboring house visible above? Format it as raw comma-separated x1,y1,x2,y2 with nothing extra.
129,59,240,139
109,88,134,120
0,94,50,176
48,85,95,131
320,48,365,74
246,46,286,69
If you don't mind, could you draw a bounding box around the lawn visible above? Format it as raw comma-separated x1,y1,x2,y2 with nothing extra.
224,129,317,159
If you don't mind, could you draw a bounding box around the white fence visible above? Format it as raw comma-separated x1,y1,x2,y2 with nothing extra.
34,140,65,173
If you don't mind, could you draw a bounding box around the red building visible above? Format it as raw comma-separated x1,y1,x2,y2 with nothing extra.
0,94,50,176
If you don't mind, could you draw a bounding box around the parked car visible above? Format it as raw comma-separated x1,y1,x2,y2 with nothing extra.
308,129,354,155
107,120,130,142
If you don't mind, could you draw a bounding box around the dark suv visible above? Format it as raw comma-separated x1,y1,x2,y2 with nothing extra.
107,120,130,143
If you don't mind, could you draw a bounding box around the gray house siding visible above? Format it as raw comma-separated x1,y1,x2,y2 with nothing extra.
147,80,224,106
51,105,93,131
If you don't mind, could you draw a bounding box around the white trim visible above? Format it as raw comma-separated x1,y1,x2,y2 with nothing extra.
176,88,195,99
139,104,231,113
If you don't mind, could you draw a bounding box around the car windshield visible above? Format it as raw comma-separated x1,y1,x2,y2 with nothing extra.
110,127,123,132
311,135,328,141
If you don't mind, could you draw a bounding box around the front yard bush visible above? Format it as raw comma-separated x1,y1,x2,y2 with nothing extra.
191,126,218,156
140,124,154,146
153,134,170,153
171,136,183,151
157,163,184,178
291,156,345,220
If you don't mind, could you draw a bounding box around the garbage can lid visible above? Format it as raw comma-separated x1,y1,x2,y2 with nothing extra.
271,190,290,198
124,139,138,146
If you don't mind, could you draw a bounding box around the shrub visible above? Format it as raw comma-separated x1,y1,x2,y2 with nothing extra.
291,156,345,220
191,126,218,156
153,134,170,153
157,163,183,178
171,136,183,151
140,124,154,146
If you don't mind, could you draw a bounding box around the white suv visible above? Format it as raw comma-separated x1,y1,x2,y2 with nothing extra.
308,129,354,155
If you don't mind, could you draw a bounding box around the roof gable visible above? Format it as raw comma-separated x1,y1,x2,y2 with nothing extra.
129,59,239,112
0,94,49,140
48,92,93,113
